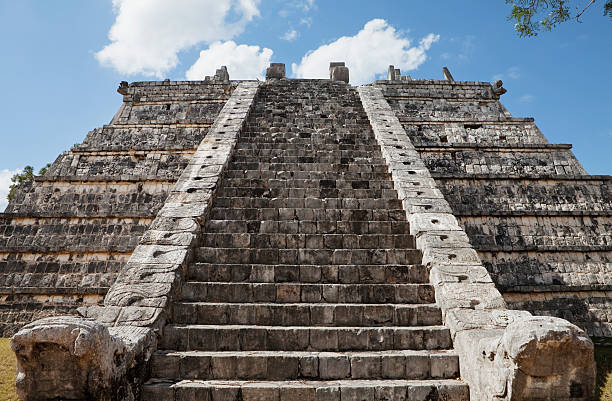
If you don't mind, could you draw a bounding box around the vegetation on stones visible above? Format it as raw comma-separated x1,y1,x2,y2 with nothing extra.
0,338,18,401
597,346,612,400
7,163,51,201
507,0,612,37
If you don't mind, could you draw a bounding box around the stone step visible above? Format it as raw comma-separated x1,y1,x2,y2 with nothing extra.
202,221,411,235
230,157,389,166
150,350,459,381
237,136,379,146
187,263,429,284
173,302,442,326
231,149,382,158
246,113,368,119
212,197,403,210
227,162,390,173
234,143,382,152
200,233,416,250
244,119,370,126
160,325,452,351
216,187,399,199
220,178,395,190
239,125,370,131
142,378,469,401
241,127,374,134
195,247,421,266
208,208,406,223
180,282,434,304
223,170,392,181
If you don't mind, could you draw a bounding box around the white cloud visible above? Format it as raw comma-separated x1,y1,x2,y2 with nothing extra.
0,169,20,212
300,17,312,27
186,41,272,80
519,94,535,103
507,66,520,79
447,35,475,63
96,0,260,77
494,66,520,82
292,19,439,85
280,0,316,16
298,0,315,11
282,29,299,41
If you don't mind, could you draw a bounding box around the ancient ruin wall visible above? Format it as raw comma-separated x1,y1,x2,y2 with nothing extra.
0,80,237,336
377,79,612,339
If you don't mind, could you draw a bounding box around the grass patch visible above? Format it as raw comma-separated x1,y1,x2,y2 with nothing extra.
0,338,18,401
597,345,612,401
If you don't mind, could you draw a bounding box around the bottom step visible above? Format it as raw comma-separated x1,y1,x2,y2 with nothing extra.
142,379,469,401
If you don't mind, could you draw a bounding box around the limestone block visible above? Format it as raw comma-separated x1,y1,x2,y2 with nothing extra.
435,282,507,313
444,309,532,338
408,213,462,236
11,316,155,401
395,187,445,201
149,216,199,233
140,230,197,247
416,230,471,249
430,263,493,286
329,62,349,83
401,198,454,214
172,176,219,192
391,171,435,184
315,386,340,401
454,317,596,400
105,281,172,308
319,353,350,379
242,383,280,401
422,247,480,266
77,305,122,326
129,244,190,265
266,63,286,79
158,201,210,219
115,306,165,328
194,142,234,155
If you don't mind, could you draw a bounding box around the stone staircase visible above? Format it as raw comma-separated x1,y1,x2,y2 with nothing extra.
143,80,469,400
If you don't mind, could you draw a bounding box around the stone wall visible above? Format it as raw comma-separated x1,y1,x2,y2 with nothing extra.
0,80,236,336
377,79,612,339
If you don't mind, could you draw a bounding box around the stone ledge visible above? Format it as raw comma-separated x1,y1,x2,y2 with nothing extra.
453,210,612,217
358,85,596,401
432,173,612,180
71,147,198,154
0,212,156,219
415,143,573,150
476,244,612,252
34,176,177,183
0,287,109,295
0,245,139,253
501,284,612,293
398,117,535,123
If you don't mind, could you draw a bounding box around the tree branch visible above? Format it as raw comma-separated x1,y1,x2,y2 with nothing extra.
576,0,597,20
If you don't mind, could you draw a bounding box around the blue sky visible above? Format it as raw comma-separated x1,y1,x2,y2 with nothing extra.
0,0,610,209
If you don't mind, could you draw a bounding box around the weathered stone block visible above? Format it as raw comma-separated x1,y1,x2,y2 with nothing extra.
329,62,349,83
266,63,286,79
319,353,350,379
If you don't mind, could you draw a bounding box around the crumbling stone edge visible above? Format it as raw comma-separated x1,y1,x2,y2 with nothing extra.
10,81,261,401
358,86,596,400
